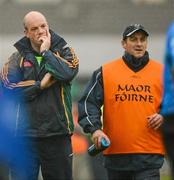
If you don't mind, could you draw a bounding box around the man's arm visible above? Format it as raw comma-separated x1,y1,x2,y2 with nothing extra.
78,67,103,133
43,45,79,82
78,67,110,147
38,29,78,83
1,52,41,101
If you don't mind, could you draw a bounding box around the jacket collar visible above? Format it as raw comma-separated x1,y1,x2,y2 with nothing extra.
122,51,149,72
14,29,67,58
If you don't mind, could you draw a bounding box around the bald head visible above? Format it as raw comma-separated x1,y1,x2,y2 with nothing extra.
23,11,47,30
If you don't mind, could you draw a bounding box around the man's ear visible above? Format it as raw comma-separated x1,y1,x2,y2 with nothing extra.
121,40,126,49
24,29,28,38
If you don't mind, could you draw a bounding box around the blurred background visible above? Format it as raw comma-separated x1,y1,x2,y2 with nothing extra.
0,0,173,179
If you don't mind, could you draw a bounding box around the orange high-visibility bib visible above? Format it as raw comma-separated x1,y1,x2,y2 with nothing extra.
102,58,164,155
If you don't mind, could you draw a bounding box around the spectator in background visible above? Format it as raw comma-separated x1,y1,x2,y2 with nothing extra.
161,21,174,179
78,24,165,180
1,11,78,180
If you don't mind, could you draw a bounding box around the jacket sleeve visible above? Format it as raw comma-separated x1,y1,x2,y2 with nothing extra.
1,52,41,101
78,67,104,134
43,45,79,82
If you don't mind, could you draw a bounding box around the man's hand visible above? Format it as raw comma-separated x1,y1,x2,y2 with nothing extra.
39,29,51,53
147,113,164,130
40,73,56,90
92,129,110,149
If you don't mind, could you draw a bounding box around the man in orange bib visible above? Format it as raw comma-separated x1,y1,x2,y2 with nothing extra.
78,24,164,180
